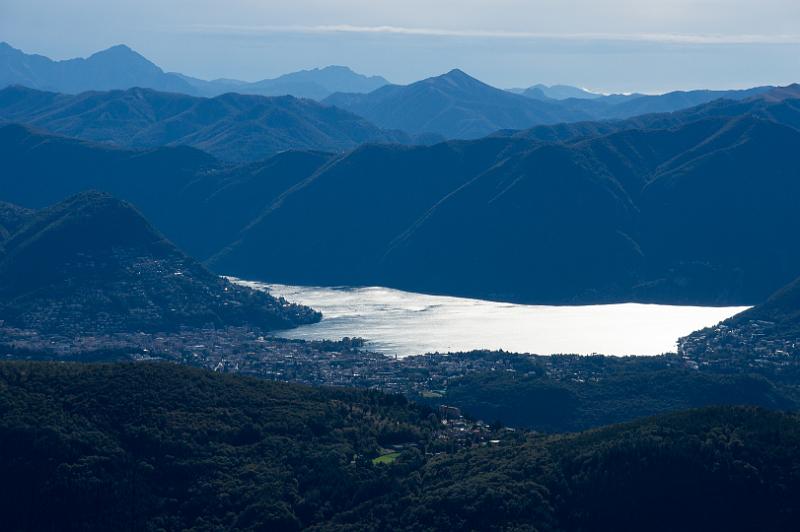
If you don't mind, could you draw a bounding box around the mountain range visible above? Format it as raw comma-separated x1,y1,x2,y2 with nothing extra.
323,69,596,138
3,85,800,306
0,85,420,161
0,42,388,100
2,41,780,144
0,191,319,334
494,84,800,144
177,65,389,100
326,69,773,139
207,109,800,304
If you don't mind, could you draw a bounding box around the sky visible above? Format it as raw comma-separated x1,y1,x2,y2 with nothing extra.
2,0,800,93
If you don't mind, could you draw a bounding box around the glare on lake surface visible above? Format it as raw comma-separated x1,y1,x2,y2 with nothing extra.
232,279,749,358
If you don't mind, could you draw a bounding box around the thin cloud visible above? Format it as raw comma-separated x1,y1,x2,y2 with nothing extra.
185,24,800,45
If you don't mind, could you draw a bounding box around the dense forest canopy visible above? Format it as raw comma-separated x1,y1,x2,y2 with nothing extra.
2,361,800,531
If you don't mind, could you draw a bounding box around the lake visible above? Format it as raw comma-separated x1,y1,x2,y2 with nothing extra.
232,279,749,358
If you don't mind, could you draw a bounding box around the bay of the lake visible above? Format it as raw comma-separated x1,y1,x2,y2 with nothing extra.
233,279,749,358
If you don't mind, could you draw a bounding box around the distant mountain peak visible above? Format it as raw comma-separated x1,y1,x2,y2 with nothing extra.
314,65,388,83
431,68,488,89
1,42,389,100
87,44,155,65
440,68,472,80
102,44,135,53
320,65,355,73
522,84,601,100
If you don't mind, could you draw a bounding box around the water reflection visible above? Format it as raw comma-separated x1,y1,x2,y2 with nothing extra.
233,279,749,358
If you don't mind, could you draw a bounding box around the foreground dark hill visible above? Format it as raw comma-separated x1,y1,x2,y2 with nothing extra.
2,361,800,531
392,406,800,532
0,42,194,94
0,192,318,334
0,362,437,531
324,69,594,138
0,85,415,161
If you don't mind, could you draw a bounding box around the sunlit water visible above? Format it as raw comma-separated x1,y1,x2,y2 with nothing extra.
232,279,749,358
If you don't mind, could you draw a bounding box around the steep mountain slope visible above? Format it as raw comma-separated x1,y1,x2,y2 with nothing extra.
0,201,33,242
211,114,800,304
0,85,414,161
637,117,800,302
377,118,749,301
0,42,194,94
0,192,319,334
324,69,594,138
5,108,800,305
0,124,339,260
377,143,643,301
209,138,536,285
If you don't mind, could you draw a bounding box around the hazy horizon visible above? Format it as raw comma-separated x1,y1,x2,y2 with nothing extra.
2,0,799,94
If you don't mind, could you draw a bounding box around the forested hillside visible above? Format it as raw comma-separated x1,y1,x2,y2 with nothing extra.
0,192,319,334
2,361,799,531
0,362,437,531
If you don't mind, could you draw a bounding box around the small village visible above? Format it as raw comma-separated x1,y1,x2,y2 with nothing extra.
678,320,800,366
